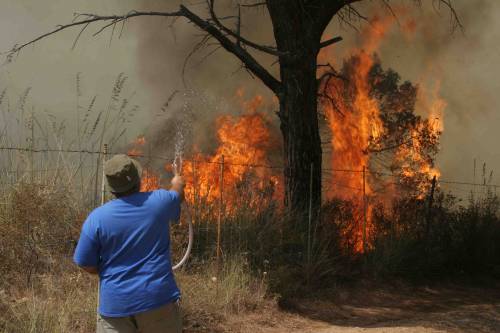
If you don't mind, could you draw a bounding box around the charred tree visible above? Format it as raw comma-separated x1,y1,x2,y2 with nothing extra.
267,1,343,212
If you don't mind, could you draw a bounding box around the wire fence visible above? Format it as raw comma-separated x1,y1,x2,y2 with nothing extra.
2,145,499,267
1,145,498,190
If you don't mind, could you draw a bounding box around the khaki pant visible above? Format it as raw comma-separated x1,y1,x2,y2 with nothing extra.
97,301,182,333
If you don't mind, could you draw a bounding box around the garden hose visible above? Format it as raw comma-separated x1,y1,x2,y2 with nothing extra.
172,202,193,270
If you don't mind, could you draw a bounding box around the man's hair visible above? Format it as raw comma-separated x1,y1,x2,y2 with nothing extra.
113,182,141,198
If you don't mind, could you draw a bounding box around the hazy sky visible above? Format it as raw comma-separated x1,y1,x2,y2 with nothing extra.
1,0,499,187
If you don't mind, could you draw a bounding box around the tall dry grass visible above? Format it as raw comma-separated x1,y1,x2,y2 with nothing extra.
0,257,266,333
0,180,268,332
0,79,270,332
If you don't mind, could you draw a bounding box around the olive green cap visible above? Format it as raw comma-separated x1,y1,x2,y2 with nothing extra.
104,154,142,193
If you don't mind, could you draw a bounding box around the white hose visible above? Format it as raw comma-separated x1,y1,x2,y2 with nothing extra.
172,203,193,270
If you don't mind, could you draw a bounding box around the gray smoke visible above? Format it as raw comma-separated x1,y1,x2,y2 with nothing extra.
1,0,500,186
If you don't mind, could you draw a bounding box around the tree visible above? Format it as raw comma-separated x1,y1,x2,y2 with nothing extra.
367,59,442,195
322,54,442,195
7,0,460,216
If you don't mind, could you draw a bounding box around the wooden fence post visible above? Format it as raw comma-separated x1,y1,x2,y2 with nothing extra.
306,162,314,286
217,155,224,273
425,175,437,241
100,144,108,206
94,151,100,207
30,111,34,183
192,158,199,255
362,166,367,253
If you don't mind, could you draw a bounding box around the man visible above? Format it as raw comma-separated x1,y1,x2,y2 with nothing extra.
73,154,185,333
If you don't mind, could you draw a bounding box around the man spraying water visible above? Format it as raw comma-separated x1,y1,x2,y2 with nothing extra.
73,154,186,333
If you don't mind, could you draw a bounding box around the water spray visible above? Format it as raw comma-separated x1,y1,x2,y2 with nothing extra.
172,118,194,271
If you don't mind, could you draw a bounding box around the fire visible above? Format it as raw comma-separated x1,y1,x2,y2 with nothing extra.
135,135,146,146
127,135,161,192
182,95,280,213
140,169,161,192
394,80,445,195
124,9,446,255
319,15,394,252
126,94,280,209
319,12,445,252
128,135,146,157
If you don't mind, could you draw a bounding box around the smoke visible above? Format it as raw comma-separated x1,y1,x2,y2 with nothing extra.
322,0,500,184
2,0,500,185
132,0,276,107
128,0,280,166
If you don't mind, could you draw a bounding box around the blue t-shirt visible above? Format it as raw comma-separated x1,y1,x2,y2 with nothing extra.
73,189,181,317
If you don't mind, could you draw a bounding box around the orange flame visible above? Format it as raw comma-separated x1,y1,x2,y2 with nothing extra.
140,169,161,192
394,79,445,196
182,98,281,213
128,135,161,192
320,11,445,252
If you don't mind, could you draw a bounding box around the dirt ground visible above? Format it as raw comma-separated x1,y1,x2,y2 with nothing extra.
216,282,500,333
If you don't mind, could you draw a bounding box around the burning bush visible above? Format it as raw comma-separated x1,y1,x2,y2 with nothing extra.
314,14,446,252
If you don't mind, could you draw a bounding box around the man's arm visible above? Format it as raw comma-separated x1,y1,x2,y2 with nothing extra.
170,175,186,202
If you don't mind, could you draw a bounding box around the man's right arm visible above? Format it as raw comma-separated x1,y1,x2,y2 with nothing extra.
170,175,186,202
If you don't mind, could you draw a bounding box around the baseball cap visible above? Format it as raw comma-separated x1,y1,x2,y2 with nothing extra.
104,154,142,193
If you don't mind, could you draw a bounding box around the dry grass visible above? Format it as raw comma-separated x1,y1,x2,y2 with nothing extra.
0,258,267,333
0,263,97,333
0,176,269,333
179,257,268,330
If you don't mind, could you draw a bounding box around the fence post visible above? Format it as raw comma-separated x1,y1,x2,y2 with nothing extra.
100,144,108,206
30,111,34,183
425,175,437,241
193,158,198,255
362,165,367,253
306,162,314,285
217,155,224,273
94,151,100,207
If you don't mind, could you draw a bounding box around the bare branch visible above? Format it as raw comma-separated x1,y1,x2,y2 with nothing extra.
5,5,282,94
93,18,123,37
193,45,223,69
71,22,90,50
208,0,284,56
433,0,464,32
319,36,343,49
181,4,282,93
317,63,347,84
339,0,462,34
317,63,347,117
182,34,212,87
318,92,345,117
5,10,182,56
336,3,367,32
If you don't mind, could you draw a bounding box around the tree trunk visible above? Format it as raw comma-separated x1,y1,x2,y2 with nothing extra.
268,4,325,215
278,52,322,215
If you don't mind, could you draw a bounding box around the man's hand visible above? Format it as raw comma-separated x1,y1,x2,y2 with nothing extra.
171,175,186,202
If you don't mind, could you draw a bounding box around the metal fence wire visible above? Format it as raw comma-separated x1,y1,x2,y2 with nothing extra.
1,145,499,267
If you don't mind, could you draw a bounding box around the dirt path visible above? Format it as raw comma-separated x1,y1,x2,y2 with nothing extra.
220,283,500,333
